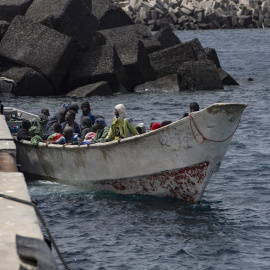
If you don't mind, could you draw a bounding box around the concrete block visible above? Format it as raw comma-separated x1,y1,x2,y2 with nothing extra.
204,47,221,68
0,21,9,42
177,60,224,90
66,81,113,97
25,0,98,50
0,0,33,22
149,42,197,78
0,16,76,90
153,26,181,48
218,68,239,85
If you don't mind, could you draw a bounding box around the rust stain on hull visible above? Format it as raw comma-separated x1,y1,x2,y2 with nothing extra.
93,161,210,202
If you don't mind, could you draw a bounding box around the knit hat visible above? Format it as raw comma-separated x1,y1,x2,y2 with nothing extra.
151,122,162,130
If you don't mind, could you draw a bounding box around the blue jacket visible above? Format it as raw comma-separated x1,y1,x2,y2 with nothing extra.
61,121,81,137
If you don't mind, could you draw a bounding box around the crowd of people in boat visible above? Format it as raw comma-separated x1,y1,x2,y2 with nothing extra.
14,101,200,147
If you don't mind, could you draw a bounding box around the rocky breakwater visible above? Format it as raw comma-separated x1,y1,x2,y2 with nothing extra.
119,0,270,30
0,0,237,97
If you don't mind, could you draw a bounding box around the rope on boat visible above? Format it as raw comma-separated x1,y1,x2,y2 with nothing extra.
0,193,70,270
189,112,241,144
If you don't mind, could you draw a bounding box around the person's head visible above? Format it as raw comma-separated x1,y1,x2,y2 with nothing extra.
63,126,73,140
81,101,91,116
58,108,67,124
136,123,146,134
149,122,154,131
91,124,98,133
81,116,92,128
181,112,189,119
114,104,126,120
189,102,199,113
22,119,31,130
95,118,107,130
151,122,162,131
65,110,76,122
41,108,50,117
53,122,62,133
68,102,79,113
161,121,172,127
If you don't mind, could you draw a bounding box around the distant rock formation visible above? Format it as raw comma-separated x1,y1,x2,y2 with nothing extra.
118,0,270,30
0,0,239,96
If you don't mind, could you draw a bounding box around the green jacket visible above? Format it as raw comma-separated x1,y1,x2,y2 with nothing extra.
91,126,110,143
31,116,48,136
106,118,139,141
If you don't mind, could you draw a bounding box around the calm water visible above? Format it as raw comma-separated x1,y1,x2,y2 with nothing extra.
2,29,270,269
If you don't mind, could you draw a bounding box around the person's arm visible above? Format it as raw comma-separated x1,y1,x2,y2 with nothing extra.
127,121,139,136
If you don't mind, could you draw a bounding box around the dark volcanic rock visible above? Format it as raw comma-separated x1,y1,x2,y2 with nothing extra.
149,43,197,78
92,0,133,30
25,0,98,50
153,26,181,49
94,24,163,54
0,16,76,90
204,47,221,69
68,45,129,93
177,60,224,90
111,40,156,89
1,65,54,96
218,68,239,85
0,0,33,22
66,81,113,97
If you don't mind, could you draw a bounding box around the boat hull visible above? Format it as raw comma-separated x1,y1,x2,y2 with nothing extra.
15,103,247,202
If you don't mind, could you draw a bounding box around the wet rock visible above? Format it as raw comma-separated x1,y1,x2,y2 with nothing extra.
115,40,156,89
248,77,254,81
93,24,163,54
149,42,197,78
66,81,113,97
0,0,33,23
68,44,129,93
204,47,221,69
25,0,98,50
153,26,181,49
177,60,224,90
218,68,239,85
0,77,15,93
1,65,54,96
134,74,179,93
0,16,76,90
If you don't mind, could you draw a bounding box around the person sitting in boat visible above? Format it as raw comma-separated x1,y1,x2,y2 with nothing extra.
81,101,95,125
180,112,189,119
63,102,79,114
43,107,67,139
17,119,32,141
61,110,81,137
151,122,162,131
62,126,81,146
136,123,146,134
80,116,92,142
161,121,172,126
90,118,110,143
46,123,63,146
105,104,139,142
189,102,200,113
31,108,50,137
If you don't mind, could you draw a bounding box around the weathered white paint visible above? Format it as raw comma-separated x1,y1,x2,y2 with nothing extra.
14,103,247,202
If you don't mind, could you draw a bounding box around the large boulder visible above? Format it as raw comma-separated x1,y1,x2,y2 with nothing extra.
177,60,224,90
66,81,113,97
25,0,98,50
204,47,221,68
0,0,33,22
0,16,76,90
185,38,208,61
108,40,156,89
68,44,129,93
134,74,179,93
218,68,239,85
149,42,197,78
153,26,181,49
93,24,163,54
1,65,54,96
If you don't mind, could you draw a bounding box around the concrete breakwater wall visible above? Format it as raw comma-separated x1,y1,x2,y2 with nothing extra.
118,0,270,30
0,0,238,97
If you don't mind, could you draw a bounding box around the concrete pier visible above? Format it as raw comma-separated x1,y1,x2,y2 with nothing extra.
0,115,43,269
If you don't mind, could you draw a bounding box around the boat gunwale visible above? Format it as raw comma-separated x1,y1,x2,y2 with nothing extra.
14,102,247,150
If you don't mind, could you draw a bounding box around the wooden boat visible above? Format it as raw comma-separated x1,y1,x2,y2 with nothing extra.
10,103,247,202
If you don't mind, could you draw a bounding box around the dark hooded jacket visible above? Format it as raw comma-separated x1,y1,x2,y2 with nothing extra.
80,116,92,141
81,101,95,124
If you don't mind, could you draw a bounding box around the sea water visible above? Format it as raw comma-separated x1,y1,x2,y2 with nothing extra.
2,29,270,269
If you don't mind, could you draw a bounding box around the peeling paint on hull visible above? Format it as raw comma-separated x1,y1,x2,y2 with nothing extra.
93,161,210,202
